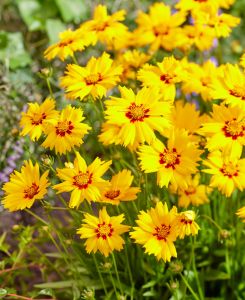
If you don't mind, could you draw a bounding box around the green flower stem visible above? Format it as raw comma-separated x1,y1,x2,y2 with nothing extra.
92,254,108,295
179,273,200,300
111,252,123,295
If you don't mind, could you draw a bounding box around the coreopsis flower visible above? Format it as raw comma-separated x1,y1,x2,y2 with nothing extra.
176,211,200,239
81,5,128,48
171,101,206,135
135,2,186,52
182,61,218,101
99,170,140,205
199,104,245,158
42,105,91,155
176,0,219,12
77,207,130,257
181,24,215,52
240,53,245,68
130,201,179,262
104,86,172,147
137,56,186,102
60,52,122,101
117,50,151,81
44,28,96,61
170,174,209,208
208,13,240,38
236,206,245,222
212,64,245,109
2,160,49,212
20,98,58,141
53,152,112,208
138,130,202,190
202,151,245,197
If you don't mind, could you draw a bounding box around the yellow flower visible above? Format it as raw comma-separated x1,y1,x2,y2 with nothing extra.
53,152,112,208
60,52,122,101
81,5,128,48
203,151,245,197
44,28,96,61
42,105,91,155
104,86,172,147
181,24,215,52
212,64,245,109
171,174,209,208
130,202,179,262
171,100,206,135
137,56,186,102
77,207,130,257
99,170,141,205
138,130,202,190
236,206,245,223
117,50,151,81
182,60,218,101
20,98,58,141
199,104,245,158
2,160,49,212
176,211,200,239
135,3,186,52
240,53,245,68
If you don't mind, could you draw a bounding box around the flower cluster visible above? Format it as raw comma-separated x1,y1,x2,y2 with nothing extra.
1,0,244,267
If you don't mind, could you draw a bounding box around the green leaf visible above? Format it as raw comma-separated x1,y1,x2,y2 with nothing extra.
38,288,54,297
204,270,230,281
16,0,43,31
0,289,8,297
54,0,88,22
45,19,66,44
0,32,31,69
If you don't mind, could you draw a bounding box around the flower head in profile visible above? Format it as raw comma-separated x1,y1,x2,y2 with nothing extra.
199,104,245,158
170,174,209,208
77,207,130,257
104,86,172,148
2,160,49,212
130,202,179,262
20,98,58,141
203,151,245,197
42,105,91,155
99,169,141,205
53,152,112,208
44,28,96,61
138,130,202,190
138,56,187,102
176,210,200,239
60,52,122,101
212,64,245,109
236,206,245,223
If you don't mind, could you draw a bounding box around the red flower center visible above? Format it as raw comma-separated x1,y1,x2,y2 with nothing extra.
56,121,74,136
104,190,120,200
96,222,113,240
73,172,92,189
85,73,102,85
24,183,39,199
159,148,181,169
220,162,239,178
125,103,150,123
153,224,171,241
222,118,244,140
31,113,47,125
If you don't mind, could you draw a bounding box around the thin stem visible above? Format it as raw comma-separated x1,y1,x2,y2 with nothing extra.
111,252,123,295
46,78,54,98
25,208,49,226
92,254,108,295
179,273,200,300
